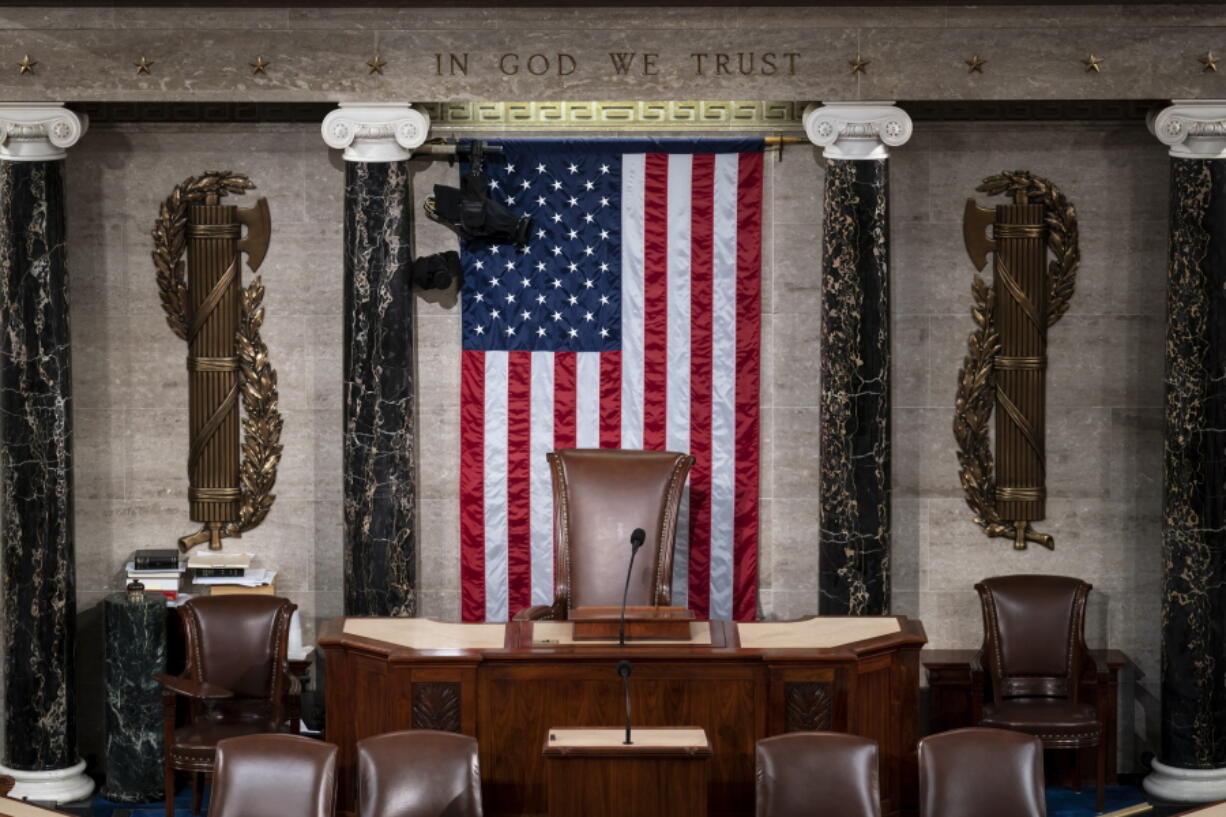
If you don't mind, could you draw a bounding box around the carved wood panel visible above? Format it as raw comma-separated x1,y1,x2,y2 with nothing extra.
411,682,461,732
784,682,832,732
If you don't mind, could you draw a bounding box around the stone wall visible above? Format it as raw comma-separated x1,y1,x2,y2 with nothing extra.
53,117,1166,771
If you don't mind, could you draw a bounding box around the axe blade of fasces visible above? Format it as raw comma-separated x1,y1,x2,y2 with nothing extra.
963,198,997,272
236,197,271,271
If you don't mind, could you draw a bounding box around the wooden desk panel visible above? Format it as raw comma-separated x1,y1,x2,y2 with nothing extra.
321,616,927,817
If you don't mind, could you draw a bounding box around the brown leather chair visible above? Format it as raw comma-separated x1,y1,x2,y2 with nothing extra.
756,732,880,817
515,448,694,620
975,574,1104,811
919,727,1045,817
210,734,337,817
357,730,483,817
154,595,299,817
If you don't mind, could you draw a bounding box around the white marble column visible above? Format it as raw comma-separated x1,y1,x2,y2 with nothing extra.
803,102,912,616
0,103,93,804
1144,100,1226,806
321,104,429,617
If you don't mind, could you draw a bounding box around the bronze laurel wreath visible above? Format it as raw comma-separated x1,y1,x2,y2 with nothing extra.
952,171,1079,549
151,171,283,540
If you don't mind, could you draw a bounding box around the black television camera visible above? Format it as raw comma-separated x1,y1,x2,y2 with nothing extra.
424,140,532,246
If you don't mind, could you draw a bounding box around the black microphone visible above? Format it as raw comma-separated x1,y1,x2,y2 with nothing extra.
618,528,647,647
617,659,633,745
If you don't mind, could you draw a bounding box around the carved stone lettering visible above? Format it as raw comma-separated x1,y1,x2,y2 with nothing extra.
411,682,461,732
690,52,799,76
784,682,832,732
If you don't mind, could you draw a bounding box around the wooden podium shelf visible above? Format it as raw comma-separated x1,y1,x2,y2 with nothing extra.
319,615,927,817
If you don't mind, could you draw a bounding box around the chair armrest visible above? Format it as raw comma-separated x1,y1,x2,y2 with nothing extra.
153,673,234,700
514,604,558,621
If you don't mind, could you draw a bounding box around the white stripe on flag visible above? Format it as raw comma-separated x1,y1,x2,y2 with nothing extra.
709,153,739,621
484,352,509,622
620,153,645,450
529,351,555,606
576,351,601,448
666,154,693,609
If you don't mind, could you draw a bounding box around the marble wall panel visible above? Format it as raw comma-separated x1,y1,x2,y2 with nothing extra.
900,121,1166,771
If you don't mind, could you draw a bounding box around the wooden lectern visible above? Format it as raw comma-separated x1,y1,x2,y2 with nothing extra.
543,727,712,817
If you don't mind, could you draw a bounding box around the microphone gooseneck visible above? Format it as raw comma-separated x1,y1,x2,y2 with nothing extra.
618,528,648,648
618,659,633,745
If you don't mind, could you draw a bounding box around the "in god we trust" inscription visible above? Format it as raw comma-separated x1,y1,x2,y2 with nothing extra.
434,51,802,77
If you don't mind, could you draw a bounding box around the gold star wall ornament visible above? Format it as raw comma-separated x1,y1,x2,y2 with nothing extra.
965,55,986,74
1083,54,1104,73
17,55,36,75
367,55,386,75
849,55,869,74
250,56,270,75
1201,51,1219,73
134,56,154,75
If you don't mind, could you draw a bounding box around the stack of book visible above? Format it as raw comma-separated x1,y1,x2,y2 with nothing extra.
187,552,277,596
126,549,186,600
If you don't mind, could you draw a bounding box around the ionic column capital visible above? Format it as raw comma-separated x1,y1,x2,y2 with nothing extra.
321,103,429,163
0,103,87,162
1149,100,1226,159
803,101,912,161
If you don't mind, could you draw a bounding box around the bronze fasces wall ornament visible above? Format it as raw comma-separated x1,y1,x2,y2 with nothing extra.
955,171,1079,550
151,171,283,552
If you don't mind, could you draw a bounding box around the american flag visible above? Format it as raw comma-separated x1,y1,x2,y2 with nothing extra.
458,138,763,622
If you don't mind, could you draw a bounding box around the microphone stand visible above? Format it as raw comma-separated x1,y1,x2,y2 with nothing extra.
617,528,646,745
618,528,646,648
618,659,633,745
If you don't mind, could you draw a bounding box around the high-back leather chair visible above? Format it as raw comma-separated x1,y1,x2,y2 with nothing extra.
154,595,298,817
975,574,1104,811
515,448,694,620
357,730,483,817
210,734,337,817
756,732,880,817
919,727,1045,817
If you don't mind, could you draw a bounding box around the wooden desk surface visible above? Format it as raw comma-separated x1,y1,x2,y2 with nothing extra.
331,615,922,659
543,727,712,756
0,798,72,817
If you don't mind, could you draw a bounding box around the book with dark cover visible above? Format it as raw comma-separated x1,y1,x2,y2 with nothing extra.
134,548,181,570
191,567,244,578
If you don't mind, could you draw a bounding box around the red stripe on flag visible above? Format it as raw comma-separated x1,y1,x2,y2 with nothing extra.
506,351,533,618
460,350,486,622
687,153,716,619
733,152,763,621
600,351,622,448
554,352,577,450
641,153,670,451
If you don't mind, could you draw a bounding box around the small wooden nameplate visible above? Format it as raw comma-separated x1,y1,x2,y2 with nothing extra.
570,606,694,641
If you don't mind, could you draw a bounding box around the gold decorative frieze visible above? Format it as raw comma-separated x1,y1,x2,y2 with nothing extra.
417,100,805,133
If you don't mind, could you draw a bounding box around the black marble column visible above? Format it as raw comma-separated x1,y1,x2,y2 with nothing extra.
102,593,166,802
0,158,79,771
818,158,891,616
1159,156,1226,773
343,160,417,617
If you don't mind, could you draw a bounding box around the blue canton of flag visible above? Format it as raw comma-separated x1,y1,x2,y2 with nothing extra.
461,142,622,352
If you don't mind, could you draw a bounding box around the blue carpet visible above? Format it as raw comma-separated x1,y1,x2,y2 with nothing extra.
1047,785,1149,816
91,786,210,817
